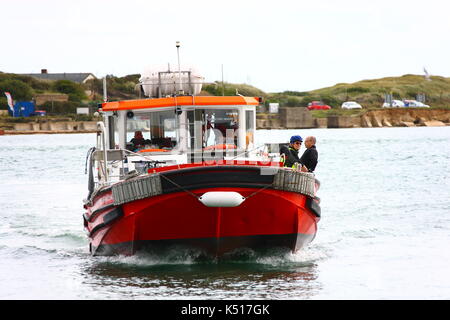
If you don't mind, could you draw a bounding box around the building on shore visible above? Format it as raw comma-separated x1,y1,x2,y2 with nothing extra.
20,69,96,84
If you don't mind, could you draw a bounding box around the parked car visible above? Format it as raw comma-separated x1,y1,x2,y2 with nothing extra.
32,110,47,116
403,100,430,108
341,101,362,109
307,101,331,110
382,100,405,108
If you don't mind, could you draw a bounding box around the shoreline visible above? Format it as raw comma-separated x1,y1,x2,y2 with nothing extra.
1,108,450,135
0,119,99,135
1,124,449,136
0,129,97,135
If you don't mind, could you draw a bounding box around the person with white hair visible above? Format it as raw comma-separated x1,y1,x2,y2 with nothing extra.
300,136,318,172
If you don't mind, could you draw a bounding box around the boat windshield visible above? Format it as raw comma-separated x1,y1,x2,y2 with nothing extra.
126,110,178,152
184,107,255,151
203,109,239,147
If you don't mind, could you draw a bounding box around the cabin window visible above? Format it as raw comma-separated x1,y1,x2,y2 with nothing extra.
108,116,120,149
203,109,239,147
113,118,120,149
245,110,255,149
126,110,178,151
186,109,239,149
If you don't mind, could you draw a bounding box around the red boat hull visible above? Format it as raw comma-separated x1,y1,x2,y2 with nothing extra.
84,186,320,257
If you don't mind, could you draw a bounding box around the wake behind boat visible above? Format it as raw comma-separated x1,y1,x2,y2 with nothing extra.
83,56,321,257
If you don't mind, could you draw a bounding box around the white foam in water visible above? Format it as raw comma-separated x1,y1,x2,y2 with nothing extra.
247,245,330,267
286,246,330,264
96,247,210,267
95,246,327,268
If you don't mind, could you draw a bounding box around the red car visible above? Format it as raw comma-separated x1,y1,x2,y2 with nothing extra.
307,101,331,110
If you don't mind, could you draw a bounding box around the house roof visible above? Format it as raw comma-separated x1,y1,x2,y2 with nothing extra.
21,73,96,83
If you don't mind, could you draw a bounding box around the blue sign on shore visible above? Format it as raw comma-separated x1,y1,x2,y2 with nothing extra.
8,101,46,117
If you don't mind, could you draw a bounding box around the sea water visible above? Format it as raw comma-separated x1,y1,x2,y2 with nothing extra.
0,127,449,299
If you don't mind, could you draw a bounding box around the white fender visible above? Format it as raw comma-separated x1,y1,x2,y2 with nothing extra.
198,192,245,207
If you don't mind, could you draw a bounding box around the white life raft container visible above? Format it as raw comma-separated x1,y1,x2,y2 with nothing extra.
139,64,204,97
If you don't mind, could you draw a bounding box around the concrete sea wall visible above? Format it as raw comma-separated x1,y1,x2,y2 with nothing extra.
257,108,450,129
1,108,449,135
2,121,98,134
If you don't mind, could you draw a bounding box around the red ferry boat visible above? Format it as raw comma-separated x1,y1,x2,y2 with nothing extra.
83,64,321,257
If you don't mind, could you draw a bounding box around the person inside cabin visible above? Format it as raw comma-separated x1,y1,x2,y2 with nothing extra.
204,114,214,144
299,136,318,173
280,135,303,169
130,131,150,151
207,110,238,147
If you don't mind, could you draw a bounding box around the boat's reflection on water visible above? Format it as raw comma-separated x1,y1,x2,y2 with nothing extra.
82,247,323,298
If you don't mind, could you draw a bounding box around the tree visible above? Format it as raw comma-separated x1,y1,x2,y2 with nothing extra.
53,80,86,102
0,79,33,101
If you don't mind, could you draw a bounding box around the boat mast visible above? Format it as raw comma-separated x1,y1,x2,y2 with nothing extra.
176,41,183,95
103,77,108,102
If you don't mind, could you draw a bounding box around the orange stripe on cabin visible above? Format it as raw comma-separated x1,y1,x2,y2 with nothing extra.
101,96,260,111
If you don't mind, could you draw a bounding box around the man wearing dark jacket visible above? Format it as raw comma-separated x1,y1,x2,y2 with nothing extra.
280,135,303,168
299,136,318,172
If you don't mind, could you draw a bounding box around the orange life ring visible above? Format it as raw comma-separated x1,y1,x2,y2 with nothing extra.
138,148,169,153
203,144,237,151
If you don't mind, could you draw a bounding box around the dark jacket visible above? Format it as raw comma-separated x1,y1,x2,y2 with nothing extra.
280,145,301,168
299,145,318,172
131,137,146,147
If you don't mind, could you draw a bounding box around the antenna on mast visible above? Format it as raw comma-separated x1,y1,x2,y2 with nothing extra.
176,41,183,95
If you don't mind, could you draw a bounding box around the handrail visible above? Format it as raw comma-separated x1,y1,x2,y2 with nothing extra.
96,121,109,183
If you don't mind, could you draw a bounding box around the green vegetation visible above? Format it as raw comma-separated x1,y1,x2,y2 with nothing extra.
53,80,87,102
309,108,367,118
202,81,266,97
0,79,33,101
39,101,86,114
304,74,450,109
1,71,449,121
86,74,141,99
0,72,92,113
0,72,51,92
240,74,450,116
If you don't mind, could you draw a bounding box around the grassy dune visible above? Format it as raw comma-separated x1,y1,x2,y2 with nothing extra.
288,74,450,109
208,74,450,111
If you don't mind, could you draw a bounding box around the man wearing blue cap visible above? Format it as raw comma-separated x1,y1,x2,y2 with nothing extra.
280,135,303,168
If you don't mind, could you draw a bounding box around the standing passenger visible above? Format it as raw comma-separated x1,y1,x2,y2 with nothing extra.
300,136,318,172
280,135,303,168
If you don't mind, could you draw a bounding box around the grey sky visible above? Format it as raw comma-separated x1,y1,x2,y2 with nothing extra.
1,0,449,93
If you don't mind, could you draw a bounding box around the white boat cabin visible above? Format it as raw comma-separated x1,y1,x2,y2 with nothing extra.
92,96,263,186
